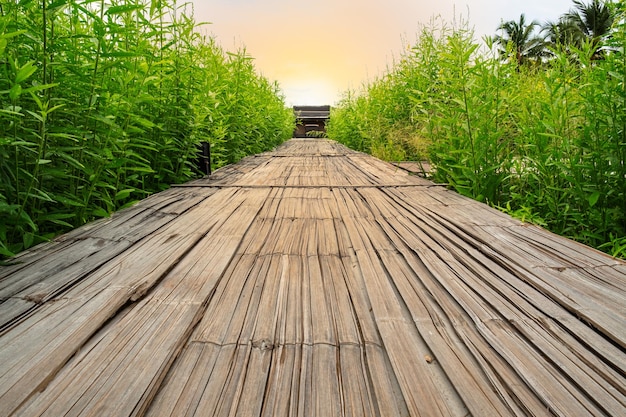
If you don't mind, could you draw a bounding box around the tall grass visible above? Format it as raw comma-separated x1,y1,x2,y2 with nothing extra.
0,0,295,258
327,9,626,258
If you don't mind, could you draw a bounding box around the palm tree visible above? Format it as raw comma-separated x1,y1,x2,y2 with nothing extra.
543,16,584,50
495,14,546,68
566,0,615,59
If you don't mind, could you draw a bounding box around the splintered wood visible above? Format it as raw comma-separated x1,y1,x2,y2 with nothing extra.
0,139,624,416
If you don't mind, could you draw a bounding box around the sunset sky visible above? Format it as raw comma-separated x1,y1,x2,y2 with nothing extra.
191,0,575,106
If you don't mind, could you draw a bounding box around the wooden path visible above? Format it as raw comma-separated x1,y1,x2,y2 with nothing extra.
0,139,624,416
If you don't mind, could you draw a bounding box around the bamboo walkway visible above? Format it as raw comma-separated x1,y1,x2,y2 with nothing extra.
0,139,624,416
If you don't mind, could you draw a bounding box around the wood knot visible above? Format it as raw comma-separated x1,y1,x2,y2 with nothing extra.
253,339,274,351
24,293,46,304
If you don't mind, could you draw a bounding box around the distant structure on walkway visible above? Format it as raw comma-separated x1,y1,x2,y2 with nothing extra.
293,105,330,137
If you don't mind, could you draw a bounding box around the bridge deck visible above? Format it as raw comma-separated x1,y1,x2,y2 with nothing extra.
1,139,624,416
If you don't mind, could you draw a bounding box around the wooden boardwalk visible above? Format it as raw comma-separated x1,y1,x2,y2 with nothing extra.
0,139,624,416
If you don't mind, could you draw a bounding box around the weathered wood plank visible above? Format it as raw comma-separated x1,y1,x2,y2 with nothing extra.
357,186,625,415
1,139,624,417
145,342,222,417
0,228,201,415
2,188,269,416
258,344,300,417
0,186,217,334
334,188,466,416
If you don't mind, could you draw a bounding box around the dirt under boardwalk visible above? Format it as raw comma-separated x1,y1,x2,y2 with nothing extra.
0,139,624,416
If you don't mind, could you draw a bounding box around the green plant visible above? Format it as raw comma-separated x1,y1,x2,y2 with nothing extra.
305,130,328,138
0,0,294,258
329,5,625,258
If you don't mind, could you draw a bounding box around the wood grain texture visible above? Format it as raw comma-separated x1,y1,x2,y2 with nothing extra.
0,139,624,416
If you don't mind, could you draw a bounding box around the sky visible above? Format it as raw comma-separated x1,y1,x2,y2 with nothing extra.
190,0,576,106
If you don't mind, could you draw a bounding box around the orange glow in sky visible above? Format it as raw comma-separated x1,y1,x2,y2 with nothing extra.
191,0,575,106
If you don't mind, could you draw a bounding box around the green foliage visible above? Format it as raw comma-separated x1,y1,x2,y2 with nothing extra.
495,14,547,67
0,0,294,258
305,130,328,138
329,8,626,258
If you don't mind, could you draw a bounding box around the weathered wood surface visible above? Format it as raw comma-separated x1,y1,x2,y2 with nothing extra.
391,161,431,176
0,139,624,416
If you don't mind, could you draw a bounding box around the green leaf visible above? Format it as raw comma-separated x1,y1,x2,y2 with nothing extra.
15,61,37,84
40,212,76,221
92,208,110,218
23,232,34,249
115,188,134,201
9,84,22,101
101,51,142,58
56,152,85,170
89,114,118,127
588,191,601,208
0,29,27,40
131,116,156,129
118,200,139,210
40,213,76,228
54,195,86,207
18,210,37,231
0,105,23,116
48,0,73,11
24,110,44,122
105,4,145,15
22,83,58,94
46,104,66,114
0,246,16,259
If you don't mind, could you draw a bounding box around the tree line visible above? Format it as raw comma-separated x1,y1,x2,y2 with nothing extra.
496,0,615,66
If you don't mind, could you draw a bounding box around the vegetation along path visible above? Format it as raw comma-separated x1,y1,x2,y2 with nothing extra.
0,139,624,416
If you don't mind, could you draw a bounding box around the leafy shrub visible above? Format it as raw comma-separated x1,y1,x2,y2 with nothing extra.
0,0,295,258
328,10,625,258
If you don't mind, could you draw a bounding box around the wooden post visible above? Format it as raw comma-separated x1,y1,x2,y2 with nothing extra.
198,141,211,175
